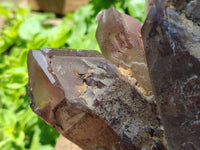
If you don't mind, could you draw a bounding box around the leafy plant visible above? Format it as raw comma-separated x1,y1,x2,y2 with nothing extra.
0,0,145,149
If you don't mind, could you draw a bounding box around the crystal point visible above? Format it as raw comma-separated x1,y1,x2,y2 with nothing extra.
96,7,153,98
28,49,166,149
28,49,120,149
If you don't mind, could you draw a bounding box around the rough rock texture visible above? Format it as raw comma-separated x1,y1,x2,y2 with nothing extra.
142,0,200,149
27,48,166,150
96,7,153,99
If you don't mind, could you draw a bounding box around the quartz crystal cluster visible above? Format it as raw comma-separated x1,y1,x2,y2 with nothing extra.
27,48,164,149
27,0,200,149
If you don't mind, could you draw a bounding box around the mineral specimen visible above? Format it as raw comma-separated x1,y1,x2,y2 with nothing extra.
27,48,165,149
142,0,200,149
96,7,153,99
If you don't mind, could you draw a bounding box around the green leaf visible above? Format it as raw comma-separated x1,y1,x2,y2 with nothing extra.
126,0,145,22
0,5,11,19
48,23,71,48
19,18,42,41
28,33,48,49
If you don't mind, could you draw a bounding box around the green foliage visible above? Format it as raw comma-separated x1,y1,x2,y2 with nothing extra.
125,0,145,22
90,0,145,22
0,0,145,149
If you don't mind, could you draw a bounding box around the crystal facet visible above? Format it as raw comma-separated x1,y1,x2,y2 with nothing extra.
96,7,153,99
28,49,166,149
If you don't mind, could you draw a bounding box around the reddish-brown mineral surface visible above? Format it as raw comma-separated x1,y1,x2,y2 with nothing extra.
96,7,153,99
55,135,82,150
142,0,200,149
27,48,166,150
28,49,120,150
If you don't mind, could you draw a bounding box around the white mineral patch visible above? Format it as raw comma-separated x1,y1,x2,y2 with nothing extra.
130,62,146,67
180,13,200,60
183,75,198,85
56,65,66,75
170,96,174,103
41,48,51,53
100,78,115,86
56,65,62,72
187,44,200,60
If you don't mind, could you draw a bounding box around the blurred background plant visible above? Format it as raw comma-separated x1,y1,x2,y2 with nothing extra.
0,0,145,149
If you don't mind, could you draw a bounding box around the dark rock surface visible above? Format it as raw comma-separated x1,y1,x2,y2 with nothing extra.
142,0,200,149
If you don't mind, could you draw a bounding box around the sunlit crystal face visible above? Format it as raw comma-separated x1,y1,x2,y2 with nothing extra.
27,47,165,149
96,7,153,98
27,49,123,149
